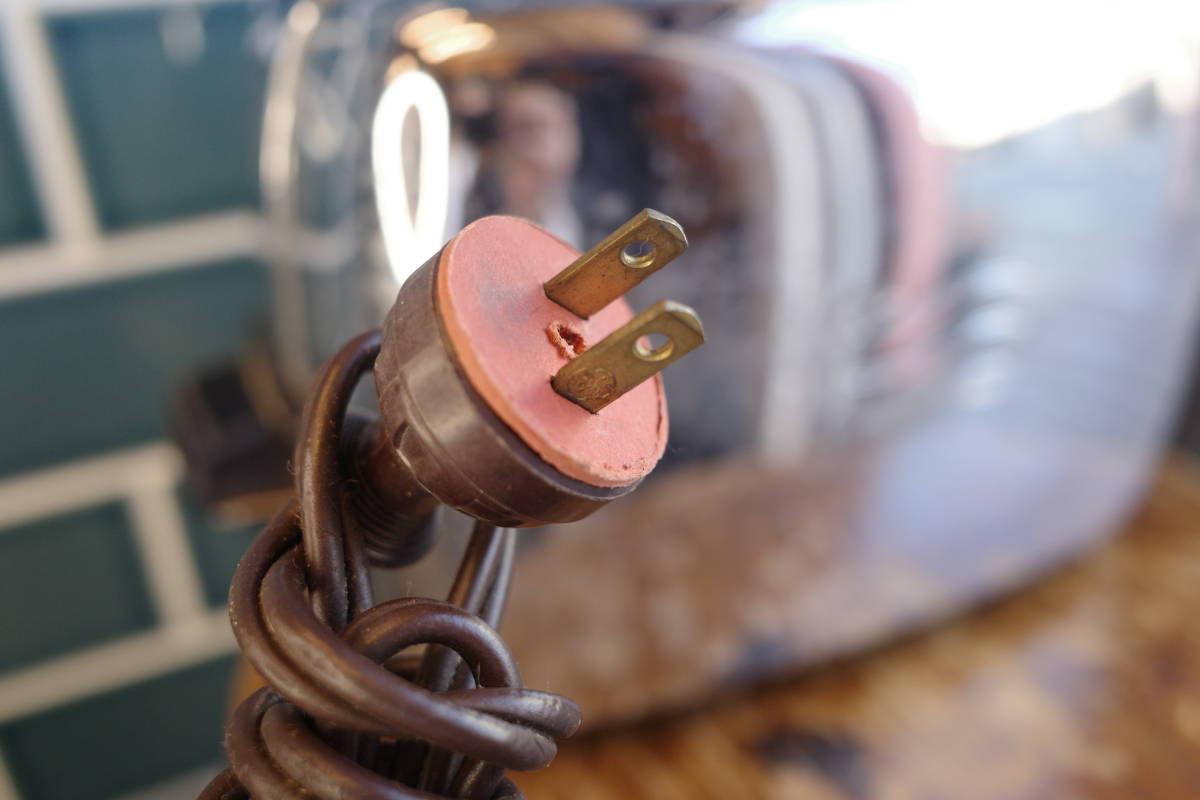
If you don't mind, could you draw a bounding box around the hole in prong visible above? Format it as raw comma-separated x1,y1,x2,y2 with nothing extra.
634,332,673,361
620,241,656,269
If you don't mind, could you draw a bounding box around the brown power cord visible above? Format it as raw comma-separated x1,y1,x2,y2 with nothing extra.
198,331,580,800
198,206,703,798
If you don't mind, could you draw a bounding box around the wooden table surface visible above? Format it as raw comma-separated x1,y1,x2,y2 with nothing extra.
516,458,1200,799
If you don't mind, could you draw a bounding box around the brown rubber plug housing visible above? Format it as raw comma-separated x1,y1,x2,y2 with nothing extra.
369,216,668,528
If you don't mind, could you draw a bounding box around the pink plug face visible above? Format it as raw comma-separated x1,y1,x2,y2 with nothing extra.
436,216,668,488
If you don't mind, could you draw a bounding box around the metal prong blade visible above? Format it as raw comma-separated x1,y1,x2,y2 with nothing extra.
552,300,705,413
543,209,688,319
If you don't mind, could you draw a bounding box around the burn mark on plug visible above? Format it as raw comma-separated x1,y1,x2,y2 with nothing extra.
546,321,588,359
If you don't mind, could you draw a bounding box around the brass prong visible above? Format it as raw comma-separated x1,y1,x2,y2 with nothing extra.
552,300,705,413
543,209,688,319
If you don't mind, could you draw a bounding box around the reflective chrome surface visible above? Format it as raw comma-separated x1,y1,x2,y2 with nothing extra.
262,0,1200,455
256,0,1200,721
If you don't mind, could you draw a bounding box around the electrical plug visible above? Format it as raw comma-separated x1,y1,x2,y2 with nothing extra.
348,209,705,557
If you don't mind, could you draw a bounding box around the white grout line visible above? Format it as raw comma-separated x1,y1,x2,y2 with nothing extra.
0,210,266,301
125,464,210,628
0,440,211,627
0,4,101,247
0,749,21,800
0,442,181,531
0,610,235,724
0,441,237,726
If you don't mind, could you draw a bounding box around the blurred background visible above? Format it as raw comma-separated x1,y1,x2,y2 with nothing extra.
2,0,1200,798
0,1,264,798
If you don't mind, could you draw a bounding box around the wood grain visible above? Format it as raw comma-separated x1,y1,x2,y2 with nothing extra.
515,457,1200,799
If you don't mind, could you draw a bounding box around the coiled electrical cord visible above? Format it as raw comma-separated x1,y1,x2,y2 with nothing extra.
198,332,581,800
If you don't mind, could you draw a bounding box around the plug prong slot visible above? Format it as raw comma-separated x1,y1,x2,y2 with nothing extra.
543,209,688,318
552,300,704,413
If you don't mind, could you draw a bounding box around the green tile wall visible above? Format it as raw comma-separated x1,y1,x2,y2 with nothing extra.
0,503,153,672
49,2,263,230
0,2,271,797
1,656,236,800
0,44,46,245
178,488,256,607
0,257,267,478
